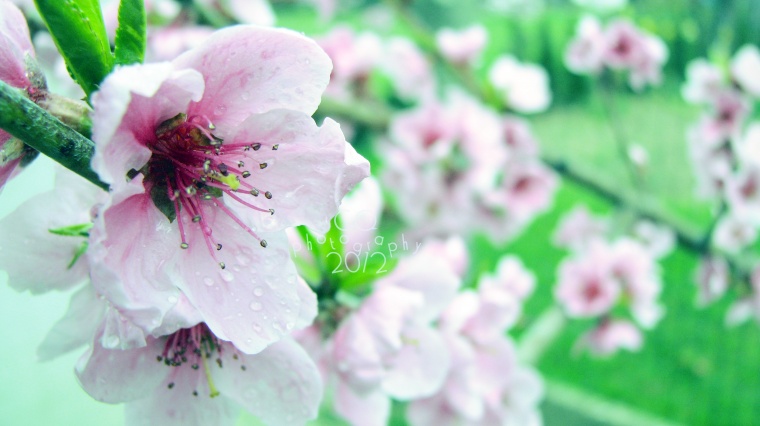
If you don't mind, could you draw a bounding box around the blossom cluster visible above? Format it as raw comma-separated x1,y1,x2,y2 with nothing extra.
318,25,552,114
0,0,560,423
380,94,557,243
682,45,760,324
296,235,542,425
553,206,674,356
312,26,557,244
565,15,668,90
0,1,374,423
4,0,723,423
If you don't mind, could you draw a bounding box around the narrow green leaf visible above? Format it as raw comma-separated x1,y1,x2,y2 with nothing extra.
34,0,114,98
49,223,94,237
67,241,89,269
114,0,146,66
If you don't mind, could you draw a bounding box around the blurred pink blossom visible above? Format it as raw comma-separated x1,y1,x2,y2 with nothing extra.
318,27,383,99
553,205,609,250
577,319,643,356
555,244,620,317
565,15,606,74
731,44,760,98
682,59,723,104
713,214,758,253
694,256,729,307
566,17,667,90
435,25,488,65
488,55,552,113
146,26,215,62
381,37,434,100
725,266,760,326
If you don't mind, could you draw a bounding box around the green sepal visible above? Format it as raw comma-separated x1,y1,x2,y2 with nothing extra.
49,222,93,237
114,0,147,66
150,184,177,223
34,0,114,98
206,186,224,198
68,241,89,269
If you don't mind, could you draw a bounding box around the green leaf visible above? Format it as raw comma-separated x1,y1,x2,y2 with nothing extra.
340,255,398,292
34,0,114,98
114,0,146,66
323,216,344,273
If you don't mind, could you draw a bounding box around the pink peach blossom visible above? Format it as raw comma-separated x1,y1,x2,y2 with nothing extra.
77,324,322,426
382,37,434,100
682,59,724,104
411,289,543,425
318,27,383,99
565,15,606,74
577,319,643,356
555,244,620,317
435,25,488,65
633,220,675,259
325,244,461,424
146,26,215,62
488,55,552,113
88,26,369,354
713,214,757,253
731,44,760,98
695,256,729,307
553,205,609,250
0,0,38,191
725,266,760,326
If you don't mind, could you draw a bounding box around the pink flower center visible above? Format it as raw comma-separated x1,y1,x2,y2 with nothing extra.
145,113,278,269
156,323,246,397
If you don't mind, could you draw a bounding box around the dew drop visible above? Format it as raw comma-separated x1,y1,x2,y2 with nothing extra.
219,270,234,283
214,105,227,116
167,296,178,304
203,277,215,286
253,287,264,297
249,301,262,311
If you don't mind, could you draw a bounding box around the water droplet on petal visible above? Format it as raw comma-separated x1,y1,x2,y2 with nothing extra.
253,287,264,297
249,302,262,311
203,277,214,286
167,296,178,304
219,270,234,283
